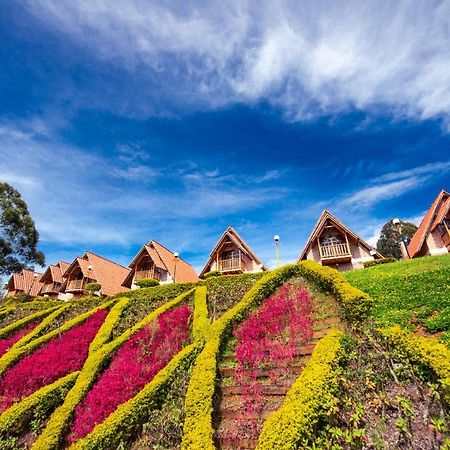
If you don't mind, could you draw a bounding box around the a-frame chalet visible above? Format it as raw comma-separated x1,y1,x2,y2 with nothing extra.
299,210,383,271
200,226,267,278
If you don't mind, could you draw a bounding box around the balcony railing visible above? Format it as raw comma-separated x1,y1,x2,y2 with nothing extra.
66,279,86,292
41,283,61,294
135,269,161,281
218,257,246,273
319,243,351,259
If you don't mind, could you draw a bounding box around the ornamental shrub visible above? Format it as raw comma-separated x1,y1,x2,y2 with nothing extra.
0,309,108,412
0,322,39,357
363,257,397,268
203,271,220,279
85,283,101,295
135,278,160,288
68,303,192,444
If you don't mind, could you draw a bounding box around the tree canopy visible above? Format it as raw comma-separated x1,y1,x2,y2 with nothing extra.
0,183,45,275
376,219,418,259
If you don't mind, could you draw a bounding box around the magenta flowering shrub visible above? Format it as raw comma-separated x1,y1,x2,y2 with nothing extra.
229,284,313,440
68,303,192,443
0,322,39,357
0,309,108,412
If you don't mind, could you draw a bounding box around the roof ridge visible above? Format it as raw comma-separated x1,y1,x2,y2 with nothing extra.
84,251,129,270
148,240,195,267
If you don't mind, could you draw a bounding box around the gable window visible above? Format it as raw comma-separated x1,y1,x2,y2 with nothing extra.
321,236,342,246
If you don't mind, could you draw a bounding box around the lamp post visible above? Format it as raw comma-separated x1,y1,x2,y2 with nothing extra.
274,235,280,268
392,218,411,259
173,252,179,283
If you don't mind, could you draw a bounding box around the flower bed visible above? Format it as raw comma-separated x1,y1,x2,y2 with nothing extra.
223,283,314,442
67,303,193,444
0,309,108,412
0,321,39,357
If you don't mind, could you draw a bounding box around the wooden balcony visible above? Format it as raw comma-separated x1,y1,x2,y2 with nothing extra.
134,269,161,281
41,283,61,295
66,279,86,292
319,243,351,263
218,257,246,273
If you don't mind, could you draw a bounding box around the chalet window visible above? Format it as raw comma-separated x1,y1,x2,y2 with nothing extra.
222,250,240,260
321,236,342,246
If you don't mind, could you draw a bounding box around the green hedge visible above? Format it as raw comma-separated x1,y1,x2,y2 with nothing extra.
9,305,70,350
0,305,62,340
112,282,196,302
135,278,159,288
192,286,210,341
256,330,343,449
0,300,115,377
33,289,195,450
69,286,210,449
0,372,79,438
181,265,301,450
298,260,373,320
88,298,129,354
363,257,397,268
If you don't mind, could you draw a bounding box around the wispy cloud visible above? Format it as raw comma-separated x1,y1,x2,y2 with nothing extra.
24,0,450,125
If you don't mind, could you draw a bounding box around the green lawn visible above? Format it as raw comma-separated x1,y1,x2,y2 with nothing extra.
345,254,450,344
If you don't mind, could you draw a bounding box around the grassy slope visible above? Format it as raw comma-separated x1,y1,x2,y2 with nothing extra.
345,254,450,343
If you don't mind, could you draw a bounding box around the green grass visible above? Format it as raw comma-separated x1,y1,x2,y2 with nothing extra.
345,254,450,343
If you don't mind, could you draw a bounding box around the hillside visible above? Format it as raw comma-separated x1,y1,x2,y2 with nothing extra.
0,262,449,449
345,254,450,345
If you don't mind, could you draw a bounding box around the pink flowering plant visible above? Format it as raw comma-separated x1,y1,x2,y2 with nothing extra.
227,284,313,441
0,309,108,412
0,322,39,357
67,303,192,443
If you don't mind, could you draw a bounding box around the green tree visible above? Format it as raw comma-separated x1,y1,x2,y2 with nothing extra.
376,219,418,259
0,183,45,275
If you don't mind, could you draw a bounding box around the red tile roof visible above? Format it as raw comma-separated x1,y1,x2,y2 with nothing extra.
40,260,70,285
7,269,43,297
63,252,130,296
408,189,450,258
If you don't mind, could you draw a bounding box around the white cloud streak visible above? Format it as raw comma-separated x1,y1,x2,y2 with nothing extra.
25,0,450,124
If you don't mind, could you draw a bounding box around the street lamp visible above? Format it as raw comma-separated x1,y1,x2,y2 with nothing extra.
173,252,179,283
392,218,411,259
274,235,280,268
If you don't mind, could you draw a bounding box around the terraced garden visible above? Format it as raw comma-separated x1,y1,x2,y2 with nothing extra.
0,259,448,449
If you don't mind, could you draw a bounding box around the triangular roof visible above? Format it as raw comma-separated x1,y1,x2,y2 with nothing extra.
122,240,199,286
40,261,70,285
63,252,130,296
7,269,43,297
298,210,382,260
408,189,450,258
199,226,267,277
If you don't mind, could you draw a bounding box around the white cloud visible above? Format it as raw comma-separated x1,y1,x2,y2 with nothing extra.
24,0,450,124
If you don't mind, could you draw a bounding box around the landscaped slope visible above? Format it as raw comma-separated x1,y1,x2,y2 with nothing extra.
345,254,450,344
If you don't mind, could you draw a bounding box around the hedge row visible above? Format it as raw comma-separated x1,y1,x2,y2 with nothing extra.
298,260,373,320
256,330,344,449
0,300,115,377
181,265,301,450
192,286,210,341
0,372,79,438
33,289,195,450
363,257,397,268
88,297,130,354
0,305,62,340
68,286,210,449
381,326,450,403
10,305,70,351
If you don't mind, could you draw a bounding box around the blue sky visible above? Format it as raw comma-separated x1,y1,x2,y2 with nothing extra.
1,1,450,276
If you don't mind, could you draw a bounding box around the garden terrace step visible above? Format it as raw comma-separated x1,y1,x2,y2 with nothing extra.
313,316,341,328
220,395,282,412
219,437,258,449
222,383,292,396
219,408,274,420
220,364,304,378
